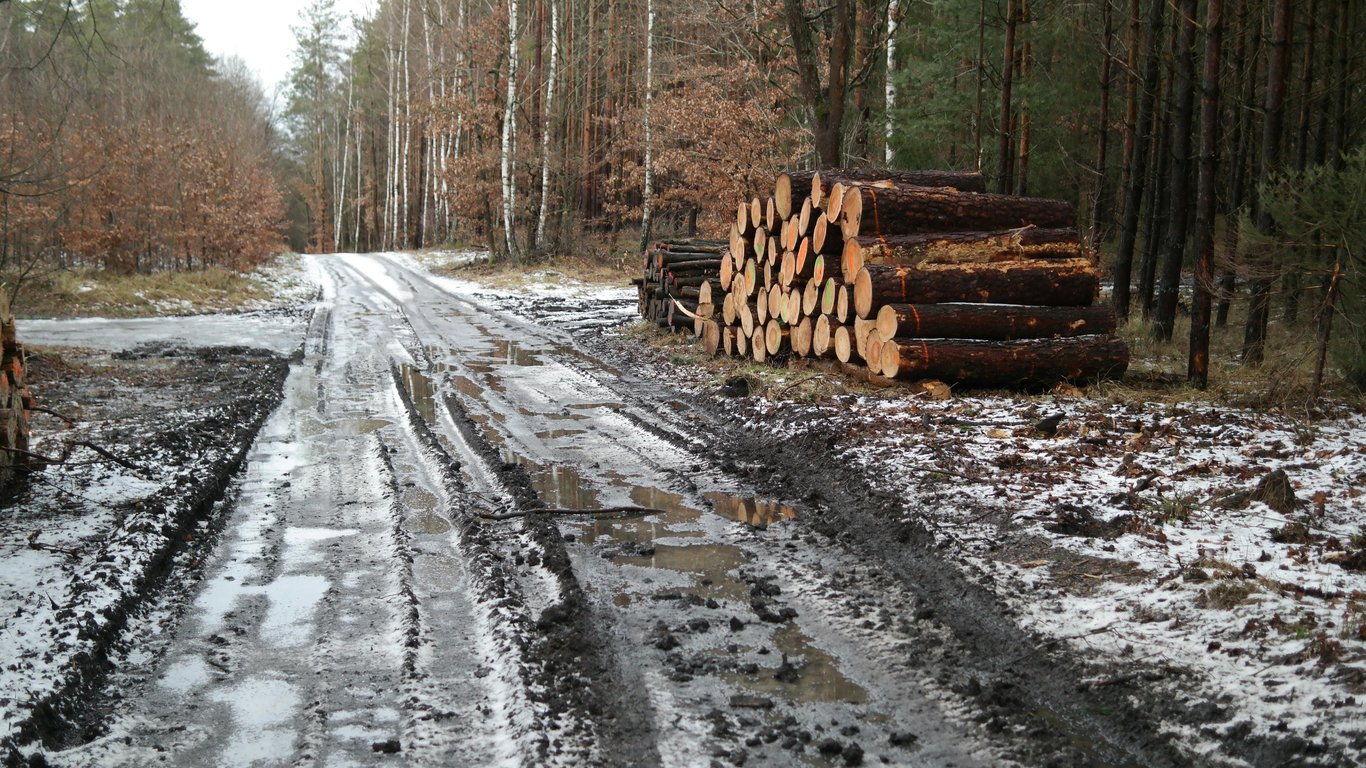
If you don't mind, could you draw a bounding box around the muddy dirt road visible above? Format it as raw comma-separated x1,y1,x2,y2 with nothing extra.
35,254,1193,767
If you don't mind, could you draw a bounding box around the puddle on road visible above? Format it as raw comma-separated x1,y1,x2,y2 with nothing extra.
706,492,798,526
481,339,542,366
402,486,451,534
535,428,586,440
722,624,869,705
399,365,438,423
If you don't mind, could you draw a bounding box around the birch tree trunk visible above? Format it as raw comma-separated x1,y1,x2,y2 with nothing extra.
638,0,655,253
536,0,558,249
502,0,521,261
884,0,899,165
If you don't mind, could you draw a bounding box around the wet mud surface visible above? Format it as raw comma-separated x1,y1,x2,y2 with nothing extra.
5,254,1347,766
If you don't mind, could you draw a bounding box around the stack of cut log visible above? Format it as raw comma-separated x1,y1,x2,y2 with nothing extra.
635,168,1129,390
636,239,726,332
0,292,33,492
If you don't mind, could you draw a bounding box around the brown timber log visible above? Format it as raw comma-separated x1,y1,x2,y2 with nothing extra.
811,216,842,256
878,335,1130,387
775,170,819,219
751,327,767,363
834,325,861,364
792,317,814,357
723,325,736,356
702,320,722,355
739,300,756,338
735,326,749,357
736,202,755,237
783,289,803,324
839,185,1076,240
764,320,791,358
812,315,837,358
853,259,1099,318
876,303,1118,341
840,228,1085,282
835,284,852,323
802,278,821,317
813,169,988,205
766,285,785,320
820,277,844,316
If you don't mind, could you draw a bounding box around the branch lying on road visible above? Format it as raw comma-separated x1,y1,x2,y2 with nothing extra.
478,505,665,521
0,441,156,480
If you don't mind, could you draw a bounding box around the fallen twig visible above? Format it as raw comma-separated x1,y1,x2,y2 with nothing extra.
28,406,77,425
72,441,156,480
479,505,665,522
26,531,82,558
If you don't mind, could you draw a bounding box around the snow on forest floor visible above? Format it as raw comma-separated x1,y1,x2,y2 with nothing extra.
6,252,1363,764
413,252,1366,762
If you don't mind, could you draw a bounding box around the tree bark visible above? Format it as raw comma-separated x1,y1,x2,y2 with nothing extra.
876,302,1117,341
839,184,1075,240
1152,0,1198,341
1242,0,1293,365
501,0,521,260
784,0,854,166
1188,0,1222,387
639,0,655,253
1112,0,1166,319
854,258,1100,318
998,0,1019,193
879,335,1129,386
842,227,1082,280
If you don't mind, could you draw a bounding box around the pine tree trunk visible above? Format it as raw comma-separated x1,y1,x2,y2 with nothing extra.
1216,0,1255,328
1091,0,1116,246
1137,84,1169,320
1188,0,1223,387
1242,0,1293,365
997,0,1018,193
1152,0,1198,341
1112,0,1166,319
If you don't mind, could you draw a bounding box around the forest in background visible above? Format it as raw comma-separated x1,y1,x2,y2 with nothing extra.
1,0,1364,387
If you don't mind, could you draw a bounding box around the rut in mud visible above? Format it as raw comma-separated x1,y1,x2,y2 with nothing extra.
34,254,1193,767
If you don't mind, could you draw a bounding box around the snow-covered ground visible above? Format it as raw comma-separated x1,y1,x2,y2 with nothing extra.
8,250,1363,764
707,384,1366,763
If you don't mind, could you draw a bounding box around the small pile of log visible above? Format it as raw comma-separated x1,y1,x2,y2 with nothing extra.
635,169,1129,390
0,292,34,492
636,239,726,331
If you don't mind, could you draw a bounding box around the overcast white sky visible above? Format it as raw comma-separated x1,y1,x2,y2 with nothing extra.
180,0,375,99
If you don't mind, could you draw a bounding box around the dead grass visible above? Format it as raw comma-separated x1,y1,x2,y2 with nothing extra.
1088,306,1364,413
423,249,637,291
6,266,273,318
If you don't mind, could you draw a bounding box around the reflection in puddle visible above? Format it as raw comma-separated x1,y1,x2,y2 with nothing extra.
335,416,392,436
483,339,542,366
706,493,797,526
724,624,869,705
399,365,438,423
535,428,586,440
504,453,601,510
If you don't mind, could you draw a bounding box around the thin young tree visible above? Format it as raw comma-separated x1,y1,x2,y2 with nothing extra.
1152,0,1198,341
1112,0,1166,319
1242,0,1293,365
